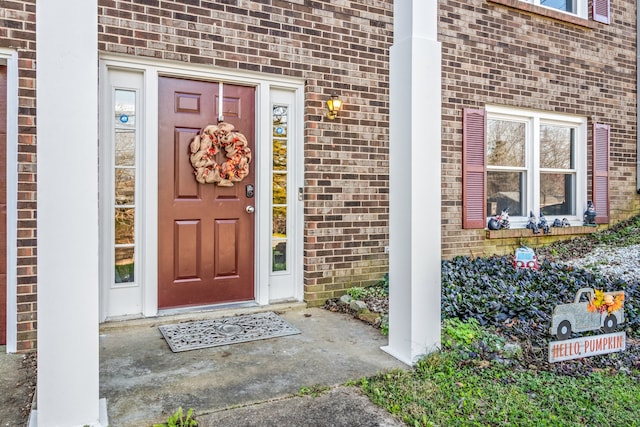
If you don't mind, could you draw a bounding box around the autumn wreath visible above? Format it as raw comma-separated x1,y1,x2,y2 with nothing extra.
189,122,252,186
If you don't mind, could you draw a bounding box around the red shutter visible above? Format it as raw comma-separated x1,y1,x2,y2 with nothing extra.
462,108,486,229
592,123,610,224
593,0,610,24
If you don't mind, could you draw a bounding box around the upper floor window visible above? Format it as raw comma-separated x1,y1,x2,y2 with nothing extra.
521,0,587,18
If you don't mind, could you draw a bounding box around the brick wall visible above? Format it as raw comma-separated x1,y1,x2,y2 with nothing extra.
98,0,394,306
0,0,37,352
4,0,639,351
440,0,639,258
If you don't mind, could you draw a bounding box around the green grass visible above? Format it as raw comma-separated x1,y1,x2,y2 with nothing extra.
360,350,640,426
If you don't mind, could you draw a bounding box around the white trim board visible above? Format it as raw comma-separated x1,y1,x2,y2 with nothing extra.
1,49,18,353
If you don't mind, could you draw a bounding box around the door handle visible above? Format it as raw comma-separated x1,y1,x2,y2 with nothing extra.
246,205,255,214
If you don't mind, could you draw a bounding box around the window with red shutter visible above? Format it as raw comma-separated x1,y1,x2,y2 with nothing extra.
462,108,486,229
592,123,610,223
592,0,610,24
473,106,588,229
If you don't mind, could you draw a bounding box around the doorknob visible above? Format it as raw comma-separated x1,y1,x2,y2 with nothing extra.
246,205,255,214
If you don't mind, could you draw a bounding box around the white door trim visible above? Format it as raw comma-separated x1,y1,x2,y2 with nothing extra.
99,56,304,321
1,49,18,352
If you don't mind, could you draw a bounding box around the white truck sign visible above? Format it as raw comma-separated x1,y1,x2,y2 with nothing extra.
550,287,624,340
548,287,626,362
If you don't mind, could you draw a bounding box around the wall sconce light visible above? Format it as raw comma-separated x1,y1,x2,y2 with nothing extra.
326,93,343,120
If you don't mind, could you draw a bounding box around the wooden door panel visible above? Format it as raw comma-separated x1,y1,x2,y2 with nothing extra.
174,220,201,281
175,92,201,113
158,77,255,308
174,128,201,199
214,219,239,277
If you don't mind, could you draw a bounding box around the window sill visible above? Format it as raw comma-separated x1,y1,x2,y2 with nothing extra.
487,0,596,29
486,225,598,239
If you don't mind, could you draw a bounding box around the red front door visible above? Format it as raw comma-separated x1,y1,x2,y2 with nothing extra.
158,77,256,308
0,65,6,344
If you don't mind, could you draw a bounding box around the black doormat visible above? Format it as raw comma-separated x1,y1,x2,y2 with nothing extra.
159,311,301,352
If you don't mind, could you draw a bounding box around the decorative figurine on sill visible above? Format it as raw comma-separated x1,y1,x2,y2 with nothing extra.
538,211,550,234
583,201,597,226
552,217,572,228
526,211,540,234
487,207,510,230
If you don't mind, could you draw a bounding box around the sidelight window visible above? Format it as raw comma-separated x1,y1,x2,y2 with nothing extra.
113,89,137,284
271,105,289,272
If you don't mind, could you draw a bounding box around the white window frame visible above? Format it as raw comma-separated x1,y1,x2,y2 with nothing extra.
520,0,588,19
486,105,587,228
100,69,145,320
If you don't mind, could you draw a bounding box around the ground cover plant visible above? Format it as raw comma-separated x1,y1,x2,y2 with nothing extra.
327,215,640,425
360,337,640,426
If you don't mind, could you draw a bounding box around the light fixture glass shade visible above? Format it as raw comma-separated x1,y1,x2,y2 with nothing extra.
326,95,342,119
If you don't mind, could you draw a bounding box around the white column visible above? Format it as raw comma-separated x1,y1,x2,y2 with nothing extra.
35,1,107,426
382,0,442,365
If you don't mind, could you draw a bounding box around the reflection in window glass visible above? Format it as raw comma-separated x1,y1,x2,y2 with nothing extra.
487,119,526,167
114,89,136,284
273,123,287,138
272,104,288,272
539,0,575,14
540,125,574,169
115,208,135,244
115,246,135,283
272,173,287,205
272,241,287,272
115,90,136,128
273,206,287,236
115,168,135,205
115,131,136,166
487,171,525,217
540,173,575,215
273,139,287,170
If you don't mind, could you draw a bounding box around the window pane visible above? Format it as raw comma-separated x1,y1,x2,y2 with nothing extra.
273,206,287,236
115,90,136,129
272,240,287,272
115,208,135,244
273,139,287,171
540,173,576,216
487,171,526,217
273,173,287,204
115,247,135,283
273,123,287,138
540,125,574,169
273,105,288,122
115,130,135,166
115,168,135,205
540,0,575,13
487,119,526,167
273,105,288,137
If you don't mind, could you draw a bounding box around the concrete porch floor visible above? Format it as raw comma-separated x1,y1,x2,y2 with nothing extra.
99,304,408,426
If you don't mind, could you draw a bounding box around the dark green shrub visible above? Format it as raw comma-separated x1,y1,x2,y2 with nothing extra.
441,255,639,338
